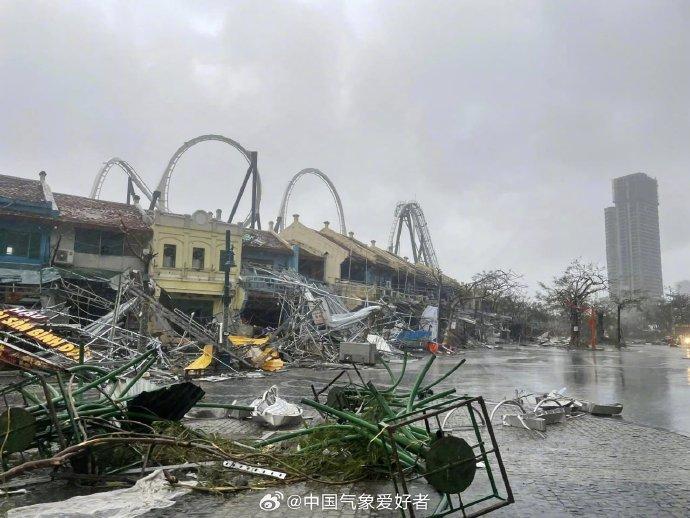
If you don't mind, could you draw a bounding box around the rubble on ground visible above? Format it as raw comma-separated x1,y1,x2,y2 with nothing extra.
486,389,624,437
0,331,514,517
0,266,522,517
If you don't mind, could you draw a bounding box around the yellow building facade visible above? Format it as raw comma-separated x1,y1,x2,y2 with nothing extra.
279,215,349,284
150,210,245,321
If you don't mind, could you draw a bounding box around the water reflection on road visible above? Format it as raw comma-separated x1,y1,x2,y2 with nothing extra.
201,343,690,436
421,343,690,436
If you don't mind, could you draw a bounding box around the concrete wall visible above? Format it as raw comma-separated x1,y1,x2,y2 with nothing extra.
51,224,146,273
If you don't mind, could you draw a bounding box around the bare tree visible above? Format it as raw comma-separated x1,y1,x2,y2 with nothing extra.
609,290,646,347
444,269,524,318
470,269,525,315
441,269,524,343
539,259,607,347
119,217,156,277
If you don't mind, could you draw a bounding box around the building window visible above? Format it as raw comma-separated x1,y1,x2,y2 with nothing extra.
74,229,131,256
0,228,42,259
163,244,176,268
74,229,100,255
100,231,125,256
192,247,205,270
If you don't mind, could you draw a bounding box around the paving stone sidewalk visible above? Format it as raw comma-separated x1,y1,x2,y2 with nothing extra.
179,411,690,517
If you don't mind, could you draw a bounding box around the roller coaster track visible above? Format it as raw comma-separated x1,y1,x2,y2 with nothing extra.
387,201,439,269
155,134,261,226
90,158,153,202
274,168,346,234
90,135,261,227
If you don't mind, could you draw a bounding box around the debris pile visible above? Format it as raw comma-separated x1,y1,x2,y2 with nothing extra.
242,268,406,364
0,343,513,517
254,354,514,516
0,264,519,516
488,389,623,436
2,268,252,375
0,346,251,485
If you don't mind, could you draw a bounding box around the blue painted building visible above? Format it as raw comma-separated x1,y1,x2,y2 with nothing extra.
0,172,57,268
0,172,152,307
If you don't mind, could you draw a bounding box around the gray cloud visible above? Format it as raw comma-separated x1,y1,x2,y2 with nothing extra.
1,0,689,291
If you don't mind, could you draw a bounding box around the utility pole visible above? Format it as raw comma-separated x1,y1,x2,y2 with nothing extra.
616,302,623,348
221,228,236,348
436,268,443,343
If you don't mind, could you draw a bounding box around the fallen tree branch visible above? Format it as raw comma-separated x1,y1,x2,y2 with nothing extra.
0,435,238,483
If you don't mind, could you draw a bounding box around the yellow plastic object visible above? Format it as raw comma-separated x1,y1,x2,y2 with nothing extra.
185,344,214,371
261,358,284,372
228,335,270,347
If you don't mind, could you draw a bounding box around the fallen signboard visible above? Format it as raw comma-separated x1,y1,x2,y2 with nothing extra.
0,307,89,361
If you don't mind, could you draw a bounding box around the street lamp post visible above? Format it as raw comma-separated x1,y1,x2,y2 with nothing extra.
221,228,236,347
436,268,443,343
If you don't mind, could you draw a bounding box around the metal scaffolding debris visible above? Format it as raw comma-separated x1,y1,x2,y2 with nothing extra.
0,264,516,518
241,267,409,364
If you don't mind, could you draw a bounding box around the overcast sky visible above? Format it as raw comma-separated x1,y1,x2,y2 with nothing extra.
1,0,688,293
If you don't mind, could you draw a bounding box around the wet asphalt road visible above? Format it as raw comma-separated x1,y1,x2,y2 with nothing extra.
4,343,690,517
199,342,690,436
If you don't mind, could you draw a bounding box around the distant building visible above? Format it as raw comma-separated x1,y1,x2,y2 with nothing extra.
605,172,663,299
675,280,690,296
279,214,455,308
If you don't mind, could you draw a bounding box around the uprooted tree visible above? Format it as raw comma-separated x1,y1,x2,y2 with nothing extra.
538,260,607,347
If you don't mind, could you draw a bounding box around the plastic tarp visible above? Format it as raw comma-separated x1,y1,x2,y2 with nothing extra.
396,329,432,341
367,334,394,353
251,385,302,427
323,305,381,329
7,470,194,518
420,305,439,341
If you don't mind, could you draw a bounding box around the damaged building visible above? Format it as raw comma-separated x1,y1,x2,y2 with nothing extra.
0,172,151,310
0,168,497,350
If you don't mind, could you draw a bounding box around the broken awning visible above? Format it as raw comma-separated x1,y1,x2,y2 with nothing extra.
324,305,381,329
0,267,61,285
0,266,123,286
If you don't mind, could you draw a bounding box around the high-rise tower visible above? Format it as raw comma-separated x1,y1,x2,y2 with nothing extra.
605,173,663,299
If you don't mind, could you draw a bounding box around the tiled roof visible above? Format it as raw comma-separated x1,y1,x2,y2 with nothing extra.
0,173,150,231
377,247,418,272
318,228,379,262
0,174,50,205
53,193,151,232
239,227,292,252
